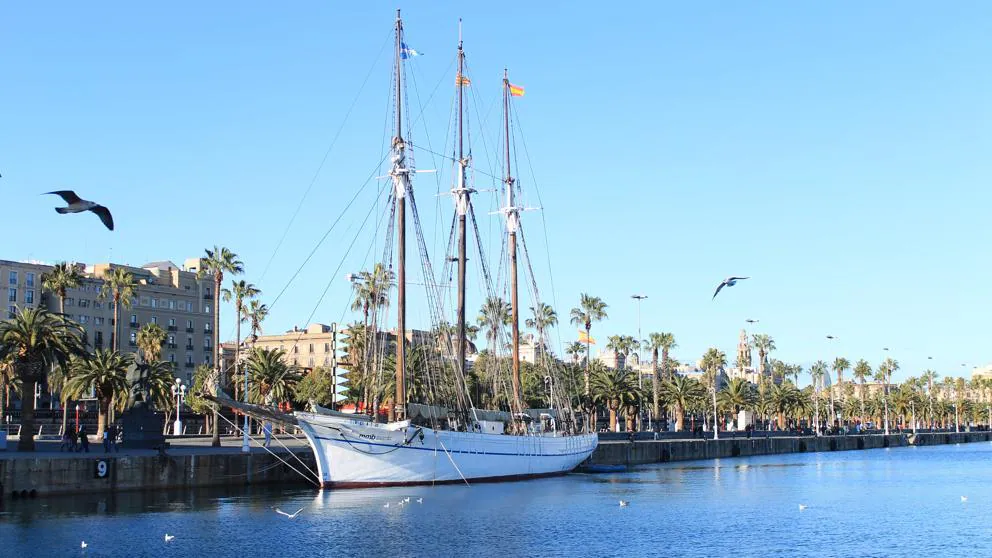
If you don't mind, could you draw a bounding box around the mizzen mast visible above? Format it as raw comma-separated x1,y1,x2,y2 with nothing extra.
391,9,408,421
503,69,522,412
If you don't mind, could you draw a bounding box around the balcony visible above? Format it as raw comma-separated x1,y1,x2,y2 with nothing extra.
204,327,213,334
184,362,194,369
167,343,177,349
129,322,139,329
203,293,212,300
185,344,194,351
128,341,137,347
186,327,195,333
168,325,177,332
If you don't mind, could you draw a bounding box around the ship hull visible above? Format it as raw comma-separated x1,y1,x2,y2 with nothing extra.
294,412,598,488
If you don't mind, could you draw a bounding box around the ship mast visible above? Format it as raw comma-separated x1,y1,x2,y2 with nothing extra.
391,9,408,421
454,20,472,410
503,69,522,412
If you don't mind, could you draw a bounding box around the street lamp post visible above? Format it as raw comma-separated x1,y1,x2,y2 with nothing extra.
631,295,647,389
75,403,81,430
171,378,187,436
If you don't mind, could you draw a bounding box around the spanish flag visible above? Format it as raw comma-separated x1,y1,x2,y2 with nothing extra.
456,74,471,86
578,330,596,344
509,83,525,97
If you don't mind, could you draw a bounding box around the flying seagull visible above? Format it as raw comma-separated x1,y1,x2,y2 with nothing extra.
45,190,114,231
274,507,304,519
798,504,808,511
961,496,968,503
712,277,749,300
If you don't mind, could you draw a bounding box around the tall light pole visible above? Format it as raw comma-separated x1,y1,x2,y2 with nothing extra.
882,347,890,435
825,335,837,428
631,294,647,389
171,378,187,436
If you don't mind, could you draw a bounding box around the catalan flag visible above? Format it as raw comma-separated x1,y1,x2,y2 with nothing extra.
509,83,525,97
456,74,471,86
578,330,596,344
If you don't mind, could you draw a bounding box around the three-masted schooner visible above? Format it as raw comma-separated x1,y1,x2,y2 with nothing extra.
291,11,598,488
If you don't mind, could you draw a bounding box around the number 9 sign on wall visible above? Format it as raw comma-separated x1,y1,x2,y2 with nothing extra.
94,460,109,479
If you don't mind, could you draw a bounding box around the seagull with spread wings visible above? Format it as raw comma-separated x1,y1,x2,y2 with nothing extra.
712,276,749,300
45,190,114,231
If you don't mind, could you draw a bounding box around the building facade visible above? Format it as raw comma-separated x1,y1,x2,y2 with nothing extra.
1,258,215,385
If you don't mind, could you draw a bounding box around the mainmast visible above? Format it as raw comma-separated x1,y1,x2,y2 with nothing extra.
391,9,408,421
503,69,522,411
453,20,472,407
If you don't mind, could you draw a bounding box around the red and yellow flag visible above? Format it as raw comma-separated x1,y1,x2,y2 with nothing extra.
578,330,596,344
509,83,525,97
456,74,471,86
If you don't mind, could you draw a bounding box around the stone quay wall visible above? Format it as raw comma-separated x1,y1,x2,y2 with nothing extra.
588,431,992,466
0,449,318,499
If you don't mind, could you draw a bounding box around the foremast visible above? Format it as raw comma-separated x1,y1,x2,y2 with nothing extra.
453,20,473,415
391,9,408,422
502,69,523,414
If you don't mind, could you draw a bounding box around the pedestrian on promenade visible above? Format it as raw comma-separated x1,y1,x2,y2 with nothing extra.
69,425,79,451
110,424,120,452
77,425,90,453
102,427,111,453
60,428,73,452
263,421,273,447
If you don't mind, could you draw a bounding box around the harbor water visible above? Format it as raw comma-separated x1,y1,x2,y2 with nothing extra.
2,442,990,557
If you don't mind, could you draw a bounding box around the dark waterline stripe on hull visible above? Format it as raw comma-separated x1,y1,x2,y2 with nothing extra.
314,434,596,458
324,470,566,489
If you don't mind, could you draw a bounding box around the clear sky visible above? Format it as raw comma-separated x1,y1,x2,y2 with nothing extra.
3,2,991,384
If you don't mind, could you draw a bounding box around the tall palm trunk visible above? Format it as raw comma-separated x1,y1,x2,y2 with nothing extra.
608,403,618,432
236,300,246,447
211,275,222,447
97,395,109,438
584,325,593,431
18,378,38,451
674,403,684,431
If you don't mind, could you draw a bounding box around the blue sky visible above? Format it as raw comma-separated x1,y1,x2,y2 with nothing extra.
3,2,991,384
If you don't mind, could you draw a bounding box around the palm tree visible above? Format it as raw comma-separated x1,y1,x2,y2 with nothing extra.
810,360,827,433
769,382,800,430
701,347,727,439
590,366,639,432
98,267,137,352
41,261,85,436
136,323,167,363
64,350,133,439
244,347,302,406
477,296,511,351
349,263,395,326
0,308,86,450
661,375,705,431
875,357,898,435
565,342,585,365
605,335,638,369
830,357,850,425
569,293,608,399
644,332,676,427
852,359,871,425
751,334,775,379
197,246,244,446
525,302,557,350
921,369,939,430
718,378,757,419
223,280,260,395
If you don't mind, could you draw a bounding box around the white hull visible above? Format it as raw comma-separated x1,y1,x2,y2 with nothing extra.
294,412,598,487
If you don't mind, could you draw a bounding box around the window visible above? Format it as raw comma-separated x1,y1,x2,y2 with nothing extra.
140,297,150,307
65,297,75,307
25,290,34,304
78,299,89,308
204,355,211,365
151,298,158,308
293,346,299,354
186,320,193,329
204,304,211,314
293,358,298,365
7,288,15,303
8,271,17,285
168,335,175,344
95,317,104,326
95,331,103,345
204,288,211,298
308,357,314,367
129,331,137,343
151,316,158,325
168,300,176,310
204,338,212,349
324,357,330,365
6,305,15,319
309,343,314,353
168,318,176,327
130,314,137,326
79,315,89,324
169,353,175,363
26,272,34,287
186,301,193,312
324,343,330,353
186,354,194,365
93,301,102,309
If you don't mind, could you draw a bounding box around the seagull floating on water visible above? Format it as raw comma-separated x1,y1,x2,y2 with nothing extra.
164,534,175,543
619,500,629,507
416,497,423,504
45,190,114,231
274,507,304,519
798,504,808,511
81,541,88,549
404,497,411,503
712,276,749,300
384,502,390,508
